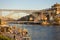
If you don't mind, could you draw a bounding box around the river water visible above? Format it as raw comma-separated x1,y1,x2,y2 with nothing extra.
9,24,60,40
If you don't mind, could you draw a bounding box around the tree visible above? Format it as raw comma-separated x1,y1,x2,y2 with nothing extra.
0,19,1,24
0,35,11,40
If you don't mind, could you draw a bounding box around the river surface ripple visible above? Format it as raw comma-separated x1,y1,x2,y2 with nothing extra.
9,24,60,40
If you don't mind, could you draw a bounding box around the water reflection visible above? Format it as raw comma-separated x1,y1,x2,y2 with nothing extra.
9,24,60,40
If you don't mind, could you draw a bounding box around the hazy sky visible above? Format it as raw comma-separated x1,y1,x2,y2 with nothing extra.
0,0,60,10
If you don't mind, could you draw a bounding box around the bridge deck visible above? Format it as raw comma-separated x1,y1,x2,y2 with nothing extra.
6,21,41,24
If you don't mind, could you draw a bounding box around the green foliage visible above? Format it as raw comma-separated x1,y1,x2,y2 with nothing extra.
0,35,11,40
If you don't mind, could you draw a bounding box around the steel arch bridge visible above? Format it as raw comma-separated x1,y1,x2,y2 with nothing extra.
0,9,40,17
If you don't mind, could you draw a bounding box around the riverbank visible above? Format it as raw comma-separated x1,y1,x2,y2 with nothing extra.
0,24,31,40
20,22,60,26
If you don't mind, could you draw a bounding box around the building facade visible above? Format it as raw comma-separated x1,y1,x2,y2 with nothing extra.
35,3,60,22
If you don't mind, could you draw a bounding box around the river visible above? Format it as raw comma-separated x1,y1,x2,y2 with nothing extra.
8,24,60,40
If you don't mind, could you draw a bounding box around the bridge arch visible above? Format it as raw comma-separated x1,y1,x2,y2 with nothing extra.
1,9,41,20
6,12,31,20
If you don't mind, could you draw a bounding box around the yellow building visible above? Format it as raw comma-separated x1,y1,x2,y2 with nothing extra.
52,3,60,14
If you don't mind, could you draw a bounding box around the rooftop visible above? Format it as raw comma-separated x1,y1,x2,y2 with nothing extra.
52,3,60,7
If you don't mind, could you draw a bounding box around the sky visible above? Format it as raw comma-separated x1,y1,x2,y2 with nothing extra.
0,0,60,10
0,0,60,19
